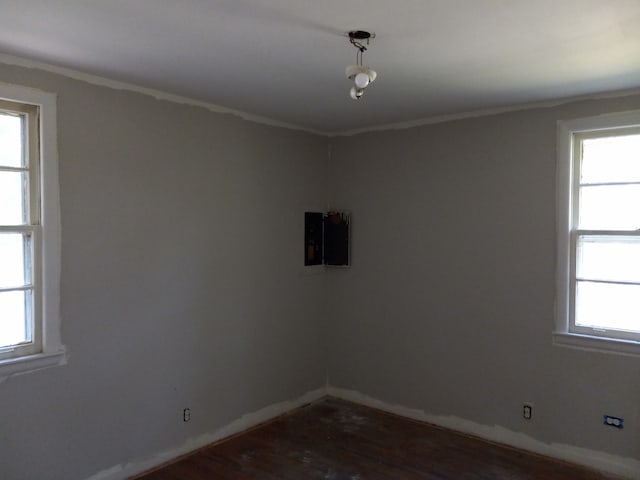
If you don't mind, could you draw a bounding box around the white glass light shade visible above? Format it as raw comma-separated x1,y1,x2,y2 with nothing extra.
366,68,377,83
345,65,361,79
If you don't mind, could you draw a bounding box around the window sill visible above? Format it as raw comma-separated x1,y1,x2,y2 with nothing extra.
553,332,640,357
0,349,67,382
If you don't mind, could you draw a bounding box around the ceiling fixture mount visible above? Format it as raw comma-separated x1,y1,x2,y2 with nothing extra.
346,30,377,100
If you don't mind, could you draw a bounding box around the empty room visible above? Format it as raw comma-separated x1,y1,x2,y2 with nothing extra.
0,2,639,479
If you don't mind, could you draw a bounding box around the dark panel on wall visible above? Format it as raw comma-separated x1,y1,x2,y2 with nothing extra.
324,211,350,266
304,212,323,265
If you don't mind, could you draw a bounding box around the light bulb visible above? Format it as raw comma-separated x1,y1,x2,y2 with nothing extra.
354,72,370,89
350,86,364,100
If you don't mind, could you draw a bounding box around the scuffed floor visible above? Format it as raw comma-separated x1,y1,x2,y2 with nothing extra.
135,398,619,479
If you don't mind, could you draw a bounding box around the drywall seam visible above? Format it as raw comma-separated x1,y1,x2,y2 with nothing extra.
84,386,328,480
327,386,640,480
0,53,325,137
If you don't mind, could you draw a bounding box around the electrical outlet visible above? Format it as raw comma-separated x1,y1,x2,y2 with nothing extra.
603,415,623,429
183,408,191,422
523,404,533,420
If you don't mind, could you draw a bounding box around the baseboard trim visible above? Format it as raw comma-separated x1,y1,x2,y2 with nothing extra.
327,386,640,480
85,387,328,480
85,385,639,480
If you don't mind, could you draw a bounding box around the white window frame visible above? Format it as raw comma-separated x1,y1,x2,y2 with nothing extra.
555,111,640,356
0,83,65,379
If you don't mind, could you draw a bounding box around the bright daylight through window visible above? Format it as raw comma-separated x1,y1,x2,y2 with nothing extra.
0,84,63,377
1,99,41,359
556,112,640,355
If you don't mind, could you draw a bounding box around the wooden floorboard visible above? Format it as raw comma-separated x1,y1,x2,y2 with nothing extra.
135,397,619,480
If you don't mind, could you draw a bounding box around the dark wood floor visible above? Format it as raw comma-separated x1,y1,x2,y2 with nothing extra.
135,397,618,480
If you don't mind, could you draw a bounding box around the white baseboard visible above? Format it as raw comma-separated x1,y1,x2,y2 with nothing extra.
327,386,640,480
85,384,639,480
85,387,328,480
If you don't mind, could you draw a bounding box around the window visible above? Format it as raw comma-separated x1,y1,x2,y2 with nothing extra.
556,111,640,355
0,84,64,379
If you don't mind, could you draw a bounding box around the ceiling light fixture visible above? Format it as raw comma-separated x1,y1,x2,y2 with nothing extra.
346,30,377,100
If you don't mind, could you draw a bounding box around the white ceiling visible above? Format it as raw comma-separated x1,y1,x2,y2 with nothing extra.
1,1,640,134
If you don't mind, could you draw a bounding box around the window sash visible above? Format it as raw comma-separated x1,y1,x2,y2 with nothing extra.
0,84,63,377
0,100,42,359
569,231,640,341
568,129,640,342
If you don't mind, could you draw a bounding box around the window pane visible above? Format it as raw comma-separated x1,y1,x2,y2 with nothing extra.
0,233,31,288
0,290,30,347
578,184,640,230
0,113,23,168
581,135,640,184
575,281,640,333
577,236,640,283
0,171,27,225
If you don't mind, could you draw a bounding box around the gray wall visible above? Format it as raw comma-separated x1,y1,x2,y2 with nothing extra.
0,63,327,480
326,95,640,460
2,59,639,480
